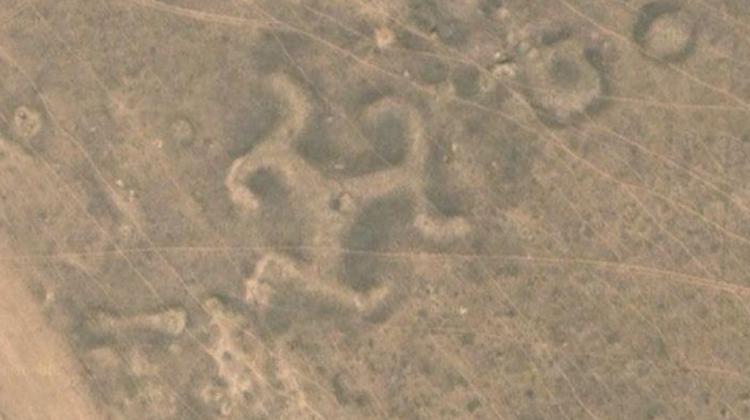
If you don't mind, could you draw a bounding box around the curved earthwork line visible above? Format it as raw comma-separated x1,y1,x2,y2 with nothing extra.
297,1,750,330
113,3,750,416
20,4,363,411
216,2,750,417
8,2,748,416
130,0,750,255
0,31,338,416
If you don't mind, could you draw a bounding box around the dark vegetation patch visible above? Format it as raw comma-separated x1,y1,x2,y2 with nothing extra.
340,192,416,293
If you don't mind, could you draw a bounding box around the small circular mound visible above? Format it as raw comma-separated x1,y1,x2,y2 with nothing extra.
522,41,606,127
13,106,42,139
633,1,698,62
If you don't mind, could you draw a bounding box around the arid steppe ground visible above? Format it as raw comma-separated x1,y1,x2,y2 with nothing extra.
2,0,750,419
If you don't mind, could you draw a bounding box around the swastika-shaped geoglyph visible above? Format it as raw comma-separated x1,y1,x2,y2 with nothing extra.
225,73,471,307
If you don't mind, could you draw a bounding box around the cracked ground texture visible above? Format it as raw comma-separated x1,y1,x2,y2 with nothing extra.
1,0,750,419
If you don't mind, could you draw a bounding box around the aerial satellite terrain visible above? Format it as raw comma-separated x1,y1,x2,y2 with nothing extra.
1,0,750,419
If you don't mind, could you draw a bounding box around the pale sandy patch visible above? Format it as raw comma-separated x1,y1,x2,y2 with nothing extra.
0,262,100,420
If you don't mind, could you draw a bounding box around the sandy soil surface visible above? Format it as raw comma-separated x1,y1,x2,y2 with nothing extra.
0,261,98,420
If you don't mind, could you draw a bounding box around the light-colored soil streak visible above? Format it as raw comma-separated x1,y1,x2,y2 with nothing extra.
0,261,100,420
